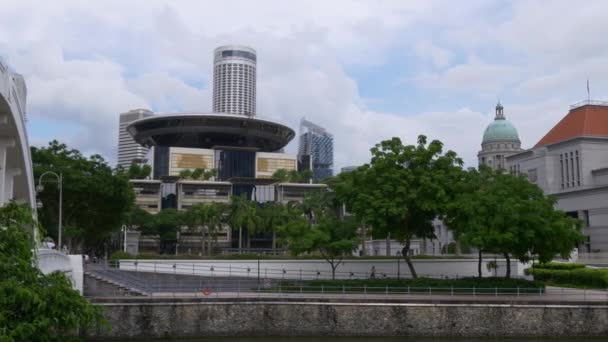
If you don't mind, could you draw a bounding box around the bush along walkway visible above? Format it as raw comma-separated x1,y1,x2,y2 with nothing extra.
526,262,608,289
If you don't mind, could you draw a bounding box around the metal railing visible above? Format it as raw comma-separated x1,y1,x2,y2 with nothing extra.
83,262,608,302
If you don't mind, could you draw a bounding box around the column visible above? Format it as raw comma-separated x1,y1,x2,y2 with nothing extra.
4,168,21,203
0,137,15,206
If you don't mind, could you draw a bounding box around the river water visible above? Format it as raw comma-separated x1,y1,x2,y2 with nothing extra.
117,337,605,341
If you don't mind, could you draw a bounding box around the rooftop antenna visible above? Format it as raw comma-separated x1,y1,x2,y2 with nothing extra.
587,78,590,101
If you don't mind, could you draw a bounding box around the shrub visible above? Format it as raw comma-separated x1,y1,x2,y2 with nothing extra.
534,262,586,270
527,267,608,288
109,250,132,262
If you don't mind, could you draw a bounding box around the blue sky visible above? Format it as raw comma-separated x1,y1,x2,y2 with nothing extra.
1,0,607,169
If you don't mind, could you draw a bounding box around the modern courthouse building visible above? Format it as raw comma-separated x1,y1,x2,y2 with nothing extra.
121,45,325,252
506,101,608,252
298,118,334,181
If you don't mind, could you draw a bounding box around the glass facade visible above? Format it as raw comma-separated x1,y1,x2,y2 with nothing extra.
216,150,256,180
298,120,334,181
153,146,170,179
221,50,256,62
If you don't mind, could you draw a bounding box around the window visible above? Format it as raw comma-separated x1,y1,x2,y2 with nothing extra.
528,169,537,182
576,151,581,186
583,210,590,227
570,152,575,186
565,153,570,187
560,154,564,188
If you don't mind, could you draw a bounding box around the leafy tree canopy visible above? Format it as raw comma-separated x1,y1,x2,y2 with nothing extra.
272,169,313,183
445,166,584,278
0,202,102,341
126,163,151,180
334,135,463,278
32,140,134,254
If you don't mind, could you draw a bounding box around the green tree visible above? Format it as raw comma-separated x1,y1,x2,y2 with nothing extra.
258,202,291,251
335,136,463,278
203,169,218,180
184,203,225,255
150,209,184,254
280,215,359,280
301,190,336,224
446,167,584,278
178,169,192,179
32,141,134,254
125,206,154,232
190,168,204,180
0,202,102,341
127,163,151,179
228,195,260,252
272,169,313,183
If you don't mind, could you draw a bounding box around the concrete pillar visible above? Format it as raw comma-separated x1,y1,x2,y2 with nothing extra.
0,137,15,206
3,168,21,203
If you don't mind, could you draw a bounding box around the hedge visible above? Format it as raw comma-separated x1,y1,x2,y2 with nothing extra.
526,267,608,288
532,262,586,271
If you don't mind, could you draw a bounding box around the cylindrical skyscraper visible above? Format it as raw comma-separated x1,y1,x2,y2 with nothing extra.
213,45,256,116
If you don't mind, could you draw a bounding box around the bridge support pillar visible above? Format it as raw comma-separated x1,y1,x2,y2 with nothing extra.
0,137,16,206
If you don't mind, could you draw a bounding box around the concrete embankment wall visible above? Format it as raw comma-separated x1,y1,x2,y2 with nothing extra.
89,301,608,338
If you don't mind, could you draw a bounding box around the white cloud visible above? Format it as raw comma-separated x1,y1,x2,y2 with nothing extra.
411,56,523,96
0,0,607,170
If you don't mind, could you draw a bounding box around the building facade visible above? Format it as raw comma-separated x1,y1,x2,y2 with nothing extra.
507,101,608,252
125,45,327,253
118,109,154,169
478,102,523,169
298,118,334,180
212,45,256,115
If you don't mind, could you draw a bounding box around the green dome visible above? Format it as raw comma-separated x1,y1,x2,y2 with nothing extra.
482,119,520,143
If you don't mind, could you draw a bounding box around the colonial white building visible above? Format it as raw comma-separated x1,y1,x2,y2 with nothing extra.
507,101,608,252
478,102,523,169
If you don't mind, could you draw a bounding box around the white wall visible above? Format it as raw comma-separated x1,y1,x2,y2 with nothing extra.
118,258,525,280
37,248,83,293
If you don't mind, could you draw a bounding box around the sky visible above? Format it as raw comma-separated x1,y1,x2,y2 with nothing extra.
0,0,607,170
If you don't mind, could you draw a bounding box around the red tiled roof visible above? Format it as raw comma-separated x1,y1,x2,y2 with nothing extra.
534,104,608,148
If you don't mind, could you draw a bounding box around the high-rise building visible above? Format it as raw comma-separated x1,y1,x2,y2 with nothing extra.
118,109,154,169
478,102,522,170
213,45,256,115
298,118,334,180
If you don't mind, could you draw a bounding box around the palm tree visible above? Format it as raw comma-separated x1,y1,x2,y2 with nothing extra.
259,202,289,251
184,203,224,255
229,195,260,252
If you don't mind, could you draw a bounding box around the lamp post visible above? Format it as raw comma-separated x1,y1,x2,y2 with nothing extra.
122,224,128,253
257,253,261,287
37,171,63,250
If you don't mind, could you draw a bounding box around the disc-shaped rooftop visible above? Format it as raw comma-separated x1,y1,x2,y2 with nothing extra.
126,113,295,151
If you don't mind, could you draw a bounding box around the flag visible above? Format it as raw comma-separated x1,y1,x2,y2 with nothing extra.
587,78,590,100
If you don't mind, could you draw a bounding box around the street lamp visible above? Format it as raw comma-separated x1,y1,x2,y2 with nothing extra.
121,224,128,253
37,171,63,250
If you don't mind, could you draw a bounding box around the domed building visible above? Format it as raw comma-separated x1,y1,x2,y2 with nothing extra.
478,102,522,170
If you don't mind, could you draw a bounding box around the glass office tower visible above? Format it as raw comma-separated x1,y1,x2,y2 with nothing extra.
298,118,334,181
